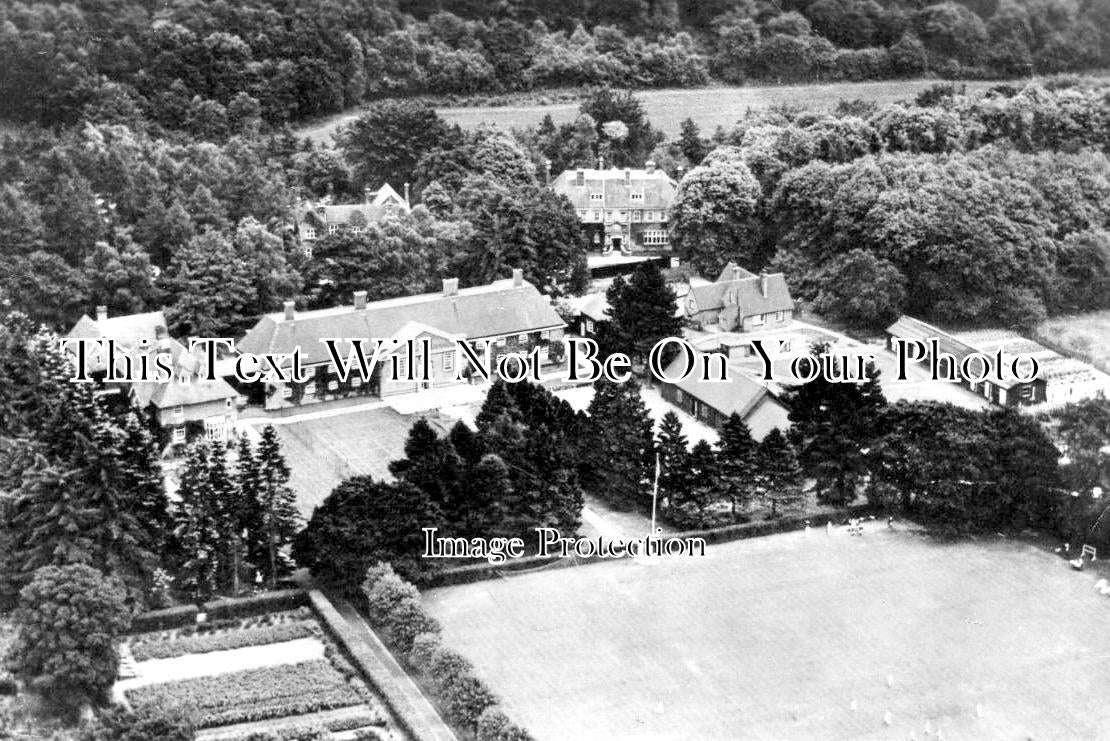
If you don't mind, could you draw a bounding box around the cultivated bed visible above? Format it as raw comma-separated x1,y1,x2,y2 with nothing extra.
423,525,1110,740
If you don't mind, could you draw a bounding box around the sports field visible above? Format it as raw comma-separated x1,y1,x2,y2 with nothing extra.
422,525,1110,740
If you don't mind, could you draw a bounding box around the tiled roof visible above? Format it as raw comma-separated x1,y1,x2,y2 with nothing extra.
551,167,677,210
130,338,237,409
716,261,756,283
687,273,794,319
66,310,168,373
238,277,566,366
663,350,778,420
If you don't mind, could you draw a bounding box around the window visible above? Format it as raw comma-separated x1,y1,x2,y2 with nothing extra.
518,333,529,344
280,384,292,399
443,352,454,372
350,226,362,235
225,398,233,409
605,210,615,222
351,377,361,388
173,405,184,416
205,417,224,441
590,210,600,221
775,310,784,321
328,224,339,235
632,210,642,221
618,211,627,222
642,230,669,246
577,210,587,220
589,193,604,202
327,380,338,391
304,227,316,240
660,211,668,222
646,211,656,222
751,313,765,325
303,383,315,397
675,389,684,403
630,191,644,202
172,426,186,444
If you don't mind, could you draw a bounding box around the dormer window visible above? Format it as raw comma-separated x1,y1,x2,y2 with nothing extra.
630,191,644,202
589,193,604,202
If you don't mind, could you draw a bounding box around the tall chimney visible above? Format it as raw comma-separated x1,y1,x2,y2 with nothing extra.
363,186,374,204
154,324,168,340
96,305,108,322
733,266,744,282
511,268,523,287
442,278,459,297
403,182,411,208
353,290,367,310
575,169,585,187
624,168,631,185
677,165,685,180
646,160,656,174
283,300,295,321
759,272,768,298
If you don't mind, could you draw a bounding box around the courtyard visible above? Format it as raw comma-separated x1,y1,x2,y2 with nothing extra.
423,526,1110,740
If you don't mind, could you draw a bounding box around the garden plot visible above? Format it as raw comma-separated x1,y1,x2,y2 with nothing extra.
115,608,401,740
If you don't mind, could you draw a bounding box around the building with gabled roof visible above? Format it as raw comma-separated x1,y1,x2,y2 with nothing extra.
551,163,677,254
66,305,168,376
130,336,239,448
658,349,789,440
683,268,794,333
295,184,410,250
238,270,566,410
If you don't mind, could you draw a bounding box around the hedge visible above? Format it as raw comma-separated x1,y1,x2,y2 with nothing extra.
202,589,308,620
420,504,879,588
130,621,318,661
130,604,199,633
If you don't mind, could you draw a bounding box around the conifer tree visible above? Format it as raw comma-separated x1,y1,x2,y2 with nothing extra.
758,428,805,518
581,379,655,510
675,439,719,524
656,411,690,507
205,440,243,593
118,412,174,556
235,432,263,572
255,425,300,587
595,260,684,364
474,379,519,432
717,413,759,517
174,442,221,600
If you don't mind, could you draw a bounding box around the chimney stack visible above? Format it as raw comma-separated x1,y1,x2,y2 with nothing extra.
283,300,295,321
442,278,459,297
733,266,744,282
624,168,631,185
575,169,585,187
511,268,523,287
96,305,108,322
353,290,367,310
154,324,168,340
677,165,685,180
363,186,374,204
759,272,768,298
646,160,656,174
403,182,411,208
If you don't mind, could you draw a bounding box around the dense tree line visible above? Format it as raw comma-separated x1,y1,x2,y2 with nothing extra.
2,0,1108,132
666,81,1110,330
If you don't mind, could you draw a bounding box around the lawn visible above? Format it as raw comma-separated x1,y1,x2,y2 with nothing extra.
270,406,444,516
1036,310,1110,374
423,526,1110,740
298,79,1000,144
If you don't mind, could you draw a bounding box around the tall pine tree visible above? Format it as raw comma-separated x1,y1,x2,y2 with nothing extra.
255,425,300,588
580,379,655,510
656,411,690,508
758,428,805,518
717,413,759,518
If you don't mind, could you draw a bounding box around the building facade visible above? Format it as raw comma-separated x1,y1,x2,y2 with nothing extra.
550,164,677,254
684,268,795,333
237,270,566,411
294,184,410,253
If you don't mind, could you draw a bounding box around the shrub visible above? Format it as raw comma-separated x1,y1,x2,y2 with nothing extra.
363,572,419,625
440,674,497,731
407,632,442,673
361,562,395,594
130,604,199,633
381,599,440,653
428,646,473,695
477,706,536,741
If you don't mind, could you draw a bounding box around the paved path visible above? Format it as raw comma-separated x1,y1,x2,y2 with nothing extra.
323,592,459,741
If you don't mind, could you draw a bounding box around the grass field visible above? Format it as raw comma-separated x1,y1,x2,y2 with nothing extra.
1036,310,1110,374
297,79,999,144
423,526,1110,740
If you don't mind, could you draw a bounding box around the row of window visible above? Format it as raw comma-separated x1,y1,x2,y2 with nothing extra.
748,311,786,326
171,416,230,444
576,210,669,224
303,224,364,240
588,191,645,202
172,398,234,417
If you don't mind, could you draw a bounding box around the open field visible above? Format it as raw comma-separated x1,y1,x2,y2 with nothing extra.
423,526,1110,740
1036,310,1110,374
297,80,1000,144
